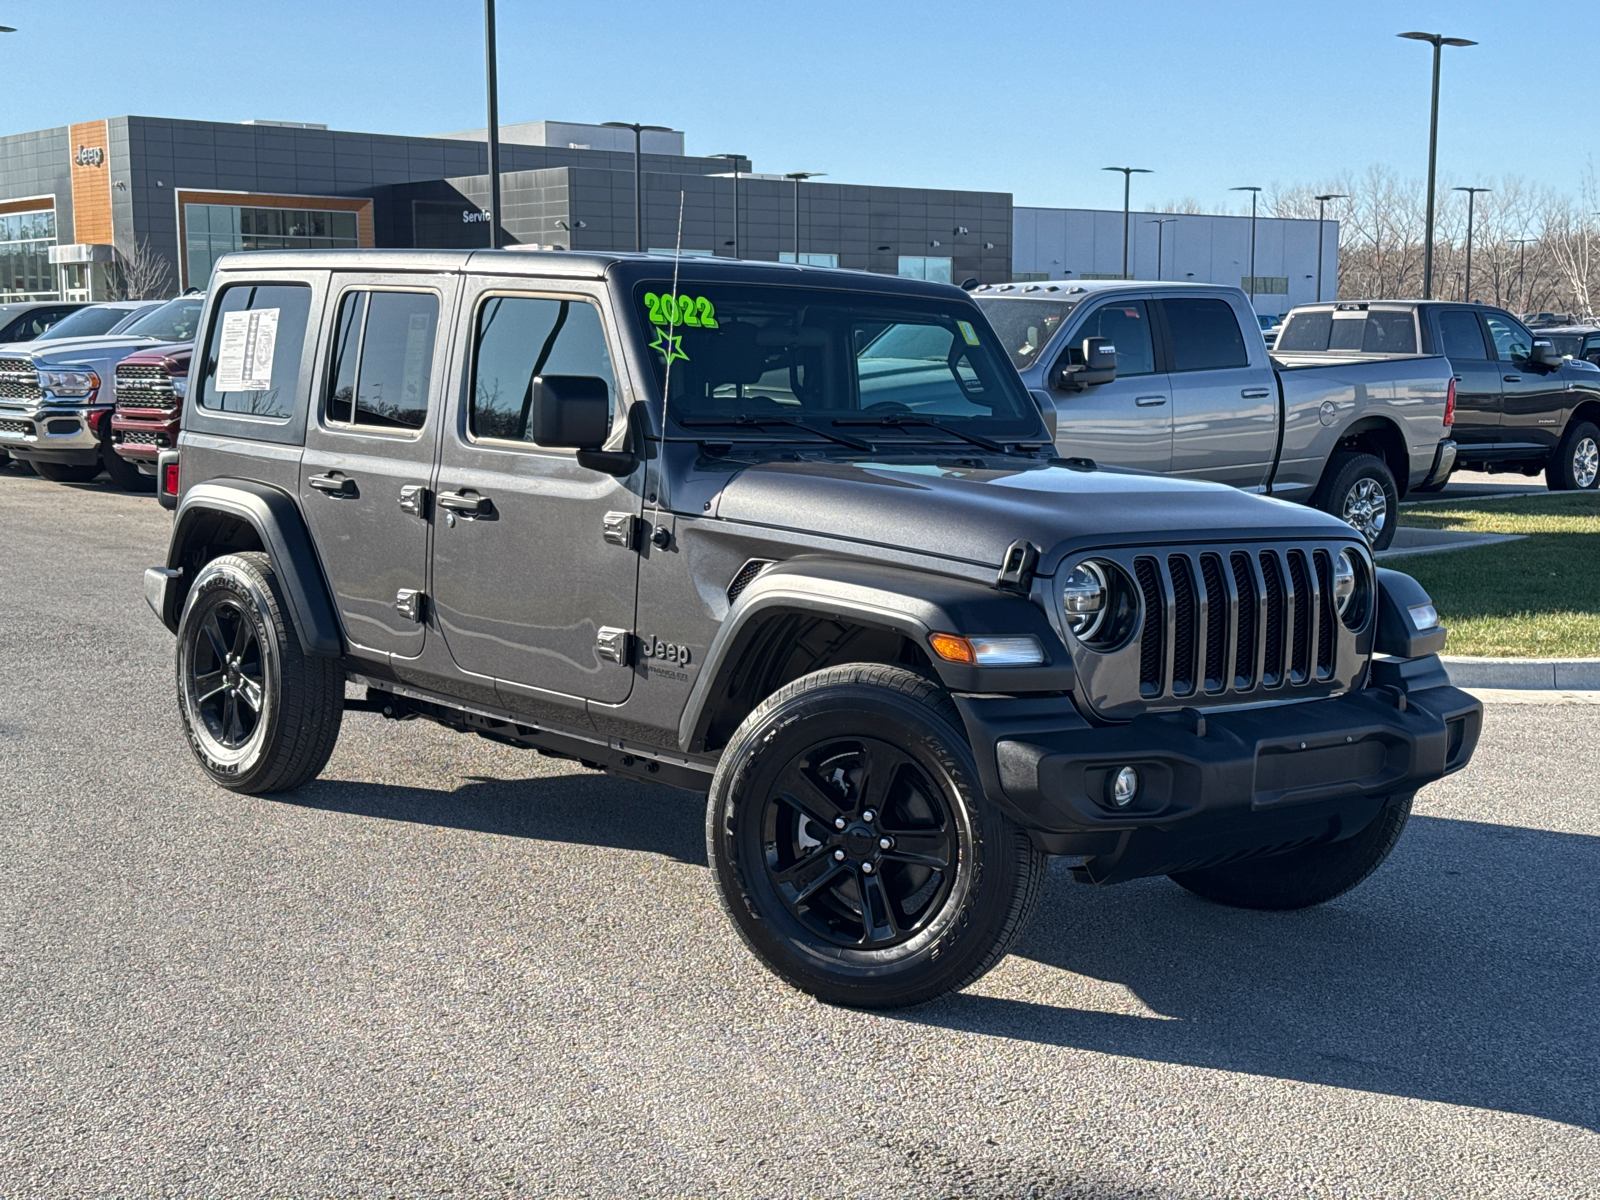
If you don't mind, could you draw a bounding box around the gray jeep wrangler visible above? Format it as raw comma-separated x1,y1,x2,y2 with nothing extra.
147,250,1482,1009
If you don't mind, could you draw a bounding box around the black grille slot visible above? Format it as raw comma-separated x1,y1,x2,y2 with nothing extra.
0,417,33,436
1200,553,1227,693
1230,551,1256,688
1134,556,1164,697
114,362,178,410
1259,551,1285,687
1167,555,1197,697
726,558,774,604
1287,550,1312,683
1313,551,1336,677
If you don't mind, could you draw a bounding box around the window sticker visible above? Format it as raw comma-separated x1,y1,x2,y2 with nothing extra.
957,319,981,346
649,326,689,365
643,292,719,328
215,308,280,391
400,311,432,408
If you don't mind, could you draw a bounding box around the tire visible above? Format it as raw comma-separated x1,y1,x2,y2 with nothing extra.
175,551,344,794
1315,451,1399,550
1168,793,1413,910
706,663,1048,1009
100,444,153,492
31,460,101,484
1546,420,1599,491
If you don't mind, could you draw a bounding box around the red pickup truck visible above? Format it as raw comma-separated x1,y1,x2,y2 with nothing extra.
110,342,190,476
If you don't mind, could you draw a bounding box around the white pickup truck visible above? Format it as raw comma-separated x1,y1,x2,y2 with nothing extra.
973,281,1456,550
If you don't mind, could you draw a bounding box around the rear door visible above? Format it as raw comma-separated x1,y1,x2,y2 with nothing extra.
1433,307,1501,447
430,281,640,708
1159,295,1278,489
299,275,452,660
1483,310,1565,455
1047,296,1172,473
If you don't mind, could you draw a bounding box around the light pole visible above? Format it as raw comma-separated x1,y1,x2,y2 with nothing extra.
603,121,673,253
1313,193,1348,302
784,172,824,263
1231,186,1262,305
1102,166,1152,278
1145,218,1176,281
710,154,746,258
1512,236,1537,312
1399,31,1477,299
1452,186,1491,301
482,0,501,249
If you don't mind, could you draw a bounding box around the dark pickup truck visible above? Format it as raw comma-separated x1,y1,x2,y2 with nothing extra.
1278,300,1600,491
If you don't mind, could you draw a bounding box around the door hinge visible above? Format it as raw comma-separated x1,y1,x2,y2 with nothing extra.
596,626,631,664
603,511,638,549
395,588,425,623
399,484,429,518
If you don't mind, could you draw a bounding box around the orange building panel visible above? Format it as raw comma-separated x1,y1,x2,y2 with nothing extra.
68,119,113,246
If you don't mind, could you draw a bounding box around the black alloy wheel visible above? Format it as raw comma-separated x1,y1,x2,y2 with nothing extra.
186,599,266,752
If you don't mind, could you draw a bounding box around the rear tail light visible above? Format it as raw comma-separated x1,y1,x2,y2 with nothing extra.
163,460,180,497
1443,377,1457,428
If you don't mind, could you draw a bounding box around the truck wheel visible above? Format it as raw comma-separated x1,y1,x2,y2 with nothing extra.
175,551,344,794
706,663,1047,1009
1168,793,1413,910
31,460,102,484
1315,452,1398,550
100,444,153,492
1546,420,1599,490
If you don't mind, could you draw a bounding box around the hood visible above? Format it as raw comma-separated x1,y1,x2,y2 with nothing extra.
119,341,193,370
20,335,160,363
712,457,1359,573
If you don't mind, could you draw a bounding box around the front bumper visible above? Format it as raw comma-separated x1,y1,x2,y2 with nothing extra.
111,409,180,464
956,656,1481,883
0,402,110,465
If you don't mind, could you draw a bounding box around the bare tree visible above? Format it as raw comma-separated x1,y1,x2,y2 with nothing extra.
106,235,174,302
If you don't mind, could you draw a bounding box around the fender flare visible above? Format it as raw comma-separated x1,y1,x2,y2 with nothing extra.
161,479,344,656
678,558,1074,753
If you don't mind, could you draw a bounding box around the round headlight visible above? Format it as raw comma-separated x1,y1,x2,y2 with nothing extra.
1062,561,1108,639
1333,550,1357,615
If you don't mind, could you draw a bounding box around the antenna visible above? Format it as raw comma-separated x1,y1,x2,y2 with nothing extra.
652,190,687,527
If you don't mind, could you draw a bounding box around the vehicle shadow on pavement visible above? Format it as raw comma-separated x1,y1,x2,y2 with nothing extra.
907,814,1600,1132
280,772,710,867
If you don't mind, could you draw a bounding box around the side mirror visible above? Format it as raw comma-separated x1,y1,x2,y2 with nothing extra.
1051,336,1118,390
1530,340,1564,368
530,375,638,476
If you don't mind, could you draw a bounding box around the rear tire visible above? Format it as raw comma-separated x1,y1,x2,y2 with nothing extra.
175,551,344,794
101,444,153,491
1315,451,1399,550
31,460,101,484
706,663,1047,1009
1168,793,1413,910
1546,420,1599,491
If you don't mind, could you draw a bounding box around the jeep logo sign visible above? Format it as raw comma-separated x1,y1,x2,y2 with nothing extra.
74,145,105,167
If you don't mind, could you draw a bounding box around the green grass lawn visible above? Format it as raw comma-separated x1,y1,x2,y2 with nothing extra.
1394,492,1600,657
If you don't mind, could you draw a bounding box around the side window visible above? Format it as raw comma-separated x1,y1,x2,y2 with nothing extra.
1482,313,1532,363
198,283,314,418
1437,310,1489,360
470,295,616,444
1060,301,1155,376
323,290,439,432
1161,298,1250,372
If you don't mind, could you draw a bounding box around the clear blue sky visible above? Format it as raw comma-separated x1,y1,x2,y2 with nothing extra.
0,0,1575,210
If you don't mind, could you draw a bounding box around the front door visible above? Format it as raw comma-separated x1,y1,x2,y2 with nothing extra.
431,282,640,707
1049,297,1172,473
1160,295,1278,489
1483,310,1565,455
299,276,451,660
1434,307,1501,448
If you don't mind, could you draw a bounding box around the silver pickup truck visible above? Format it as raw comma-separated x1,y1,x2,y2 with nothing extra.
973,281,1456,550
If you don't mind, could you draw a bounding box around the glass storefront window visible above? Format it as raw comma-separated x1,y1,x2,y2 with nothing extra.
0,208,59,301
778,252,840,267
897,256,953,284
184,203,361,289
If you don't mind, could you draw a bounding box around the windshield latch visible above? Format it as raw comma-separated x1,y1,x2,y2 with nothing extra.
995,540,1039,591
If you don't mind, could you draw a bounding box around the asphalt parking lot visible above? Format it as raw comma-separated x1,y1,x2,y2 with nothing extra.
2,465,1597,1200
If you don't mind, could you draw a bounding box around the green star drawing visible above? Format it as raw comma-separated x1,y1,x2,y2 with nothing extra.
649,326,689,366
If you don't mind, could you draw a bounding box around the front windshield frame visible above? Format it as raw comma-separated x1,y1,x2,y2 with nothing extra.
32,305,145,342
632,280,1047,447
119,296,206,342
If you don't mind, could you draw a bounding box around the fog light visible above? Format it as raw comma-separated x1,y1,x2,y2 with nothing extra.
1110,766,1139,808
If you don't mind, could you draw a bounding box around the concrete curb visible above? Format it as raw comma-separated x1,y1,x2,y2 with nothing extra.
1441,657,1600,689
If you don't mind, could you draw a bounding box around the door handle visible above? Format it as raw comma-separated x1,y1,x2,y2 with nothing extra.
1241,388,1272,399
308,472,357,497
437,489,489,515
1134,395,1168,406
1503,375,1522,383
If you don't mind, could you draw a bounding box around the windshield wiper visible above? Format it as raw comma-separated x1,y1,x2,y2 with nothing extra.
832,415,1013,454
677,416,874,451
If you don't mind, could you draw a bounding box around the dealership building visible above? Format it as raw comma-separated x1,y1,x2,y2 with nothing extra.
1,114,1329,313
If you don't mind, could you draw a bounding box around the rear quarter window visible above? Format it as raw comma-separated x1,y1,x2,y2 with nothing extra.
198,283,313,419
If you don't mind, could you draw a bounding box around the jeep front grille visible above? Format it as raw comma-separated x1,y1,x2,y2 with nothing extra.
114,363,178,410
0,358,41,402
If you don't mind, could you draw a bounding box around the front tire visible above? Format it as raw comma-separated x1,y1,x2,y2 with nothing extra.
1547,420,1599,491
101,444,153,491
1168,793,1413,910
31,460,101,484
175,551,344,794
1315,451,1399,550
706,664,1047,1009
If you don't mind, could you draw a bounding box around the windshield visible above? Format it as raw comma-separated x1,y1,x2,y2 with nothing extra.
1544,333,1583,358
120,296,205,342
637,282,1045,441
974,297,1081,369
33,305,146,341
